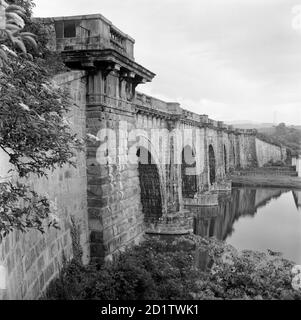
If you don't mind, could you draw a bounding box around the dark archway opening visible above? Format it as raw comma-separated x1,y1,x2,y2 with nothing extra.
232,145,236,167
208,145,216,185
286,149,292,165
137,147,163,219
224,145,227,174
209,218,216,237
181,145,197,198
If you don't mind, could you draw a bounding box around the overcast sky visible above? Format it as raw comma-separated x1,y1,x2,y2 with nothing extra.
34,0,301,125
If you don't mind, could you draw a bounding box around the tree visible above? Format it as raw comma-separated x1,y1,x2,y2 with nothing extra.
0,0,36,66
0,0,83,239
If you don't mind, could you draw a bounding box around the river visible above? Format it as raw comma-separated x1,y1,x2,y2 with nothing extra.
194,187,301,264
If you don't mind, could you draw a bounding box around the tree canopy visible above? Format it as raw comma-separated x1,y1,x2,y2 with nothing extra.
0,0,37,66
0,0,83,238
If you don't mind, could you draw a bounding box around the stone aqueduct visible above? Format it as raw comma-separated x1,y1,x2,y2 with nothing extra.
0,14,287,299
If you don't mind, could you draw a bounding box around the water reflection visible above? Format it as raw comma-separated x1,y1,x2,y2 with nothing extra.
293,191,301,209
194,187,301,264
194,188,284,241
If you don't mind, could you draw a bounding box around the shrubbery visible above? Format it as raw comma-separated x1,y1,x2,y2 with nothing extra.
44,235,301,300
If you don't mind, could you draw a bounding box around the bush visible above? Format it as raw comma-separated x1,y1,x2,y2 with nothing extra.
44,235,301,300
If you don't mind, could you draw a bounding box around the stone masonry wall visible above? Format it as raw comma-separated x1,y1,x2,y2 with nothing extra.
0,60,287,300
86,109,144,262
238,134,257,168
0,71,88,300
86,70,145,262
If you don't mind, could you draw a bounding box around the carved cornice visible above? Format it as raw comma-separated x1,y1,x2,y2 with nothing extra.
61,48,155,83
134,104,172,119
167,117,180,131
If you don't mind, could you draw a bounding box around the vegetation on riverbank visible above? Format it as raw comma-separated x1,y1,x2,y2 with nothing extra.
44,235,301,300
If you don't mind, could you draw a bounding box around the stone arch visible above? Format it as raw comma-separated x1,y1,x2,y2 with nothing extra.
208,144,216,185
134,134,166,218
209,218,216,237
181,145,197,198
136,147,163,219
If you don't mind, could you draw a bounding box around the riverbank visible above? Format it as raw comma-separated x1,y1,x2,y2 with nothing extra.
230,173,301,189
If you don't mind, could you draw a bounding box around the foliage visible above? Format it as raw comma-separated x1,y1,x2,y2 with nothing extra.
44,235,301,300
0,55,82,178
0,57,82,237
257,123,301,157
0,181,57,239
0,0,37,66
6,0,35,16
0,55,82,238
4,0,68,74
0,0,82,238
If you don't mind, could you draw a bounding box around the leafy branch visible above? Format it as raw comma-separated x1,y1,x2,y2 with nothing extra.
0,0,83,238
0,0,37,67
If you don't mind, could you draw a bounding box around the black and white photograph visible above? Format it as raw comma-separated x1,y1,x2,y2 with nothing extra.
0,0,301,306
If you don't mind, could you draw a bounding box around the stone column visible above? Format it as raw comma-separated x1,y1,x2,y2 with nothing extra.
202,126,210,190
166,134,180,213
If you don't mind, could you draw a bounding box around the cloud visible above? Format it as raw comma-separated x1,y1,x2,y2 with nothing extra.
34,0,301,125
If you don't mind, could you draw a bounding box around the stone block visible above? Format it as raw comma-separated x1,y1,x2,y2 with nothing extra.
88,208,101,219
27,264,38,287
39,273,45,292
37,256,45,272
24,248,36,272
31,280,40,299
44,262,54,283
35,238,46,258
87,198,108,208
89,218,102,230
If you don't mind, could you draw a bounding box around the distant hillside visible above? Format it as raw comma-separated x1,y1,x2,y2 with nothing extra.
226,121,274,130
257,123,301,156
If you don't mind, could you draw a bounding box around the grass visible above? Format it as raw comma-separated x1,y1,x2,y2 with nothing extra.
230,173,301,189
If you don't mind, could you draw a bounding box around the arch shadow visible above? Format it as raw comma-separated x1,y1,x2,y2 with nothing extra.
134,135,166,219
181,145,198,198
224,144,227,174
208,144,216,185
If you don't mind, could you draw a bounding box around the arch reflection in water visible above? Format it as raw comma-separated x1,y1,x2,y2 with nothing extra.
194,188,284,241
293,190,301,209
194,187,301,264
